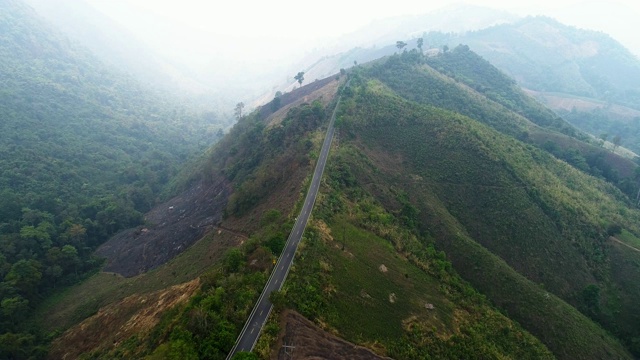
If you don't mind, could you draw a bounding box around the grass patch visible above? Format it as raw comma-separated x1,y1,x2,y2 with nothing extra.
325,219,454,342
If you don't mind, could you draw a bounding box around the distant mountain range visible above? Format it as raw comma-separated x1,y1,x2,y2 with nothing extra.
294,14,640,155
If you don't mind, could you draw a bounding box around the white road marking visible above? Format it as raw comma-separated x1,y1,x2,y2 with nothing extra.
251,328,255,334
259,310,263,316
281,265,284,270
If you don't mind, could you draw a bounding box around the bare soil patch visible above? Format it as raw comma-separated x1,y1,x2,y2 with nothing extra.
265,79,342,127
49,278,200,359
95,177,231,277
272,310,393,360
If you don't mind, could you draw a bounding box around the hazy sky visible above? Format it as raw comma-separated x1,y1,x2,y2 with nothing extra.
83,0,640,68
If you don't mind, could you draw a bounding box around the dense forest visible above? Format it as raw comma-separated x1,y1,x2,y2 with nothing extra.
0,1,228,357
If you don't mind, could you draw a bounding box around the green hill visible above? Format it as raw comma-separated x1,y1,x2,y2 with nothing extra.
316,53,640,358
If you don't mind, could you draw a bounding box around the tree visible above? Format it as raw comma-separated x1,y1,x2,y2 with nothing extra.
294,72,305,87
582,284,601,314
599,133,608,147
396,41,407,52
613,135,622,150
417,38,424,51
61,245,80,274
1,296,29,323
443,45,449,53
4,259,42,298
223,248,244,273
234,102,245,120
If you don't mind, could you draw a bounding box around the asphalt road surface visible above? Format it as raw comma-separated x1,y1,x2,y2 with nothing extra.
226,94,342,359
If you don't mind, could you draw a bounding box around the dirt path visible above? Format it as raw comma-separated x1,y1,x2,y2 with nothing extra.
610,236,640,253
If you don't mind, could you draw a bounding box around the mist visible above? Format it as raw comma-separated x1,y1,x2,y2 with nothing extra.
23,0,640,106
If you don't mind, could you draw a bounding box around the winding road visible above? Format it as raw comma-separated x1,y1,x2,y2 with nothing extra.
226,91,343,359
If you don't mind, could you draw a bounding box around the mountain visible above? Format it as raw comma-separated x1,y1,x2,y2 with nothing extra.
330,51,640,358
39,47,640,359
424,16,640,155
425,16,640,107
0,1,229,357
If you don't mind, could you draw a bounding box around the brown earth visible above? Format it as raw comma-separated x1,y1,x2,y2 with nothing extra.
272,311,393,360
48,278,200,360
253,73,342,112
265,78,342,127
95,177,231,277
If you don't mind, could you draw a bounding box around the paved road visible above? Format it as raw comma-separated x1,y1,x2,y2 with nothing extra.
226,94,342,359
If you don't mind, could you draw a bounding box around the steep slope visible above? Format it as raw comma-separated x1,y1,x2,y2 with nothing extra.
320,54,640,358
425,17,640,155
0,1,226,357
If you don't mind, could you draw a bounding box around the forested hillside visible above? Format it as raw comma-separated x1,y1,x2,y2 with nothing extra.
0,1,227,357
321,52,640,357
